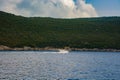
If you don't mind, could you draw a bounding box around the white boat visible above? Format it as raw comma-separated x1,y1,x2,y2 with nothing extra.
58,49,69,54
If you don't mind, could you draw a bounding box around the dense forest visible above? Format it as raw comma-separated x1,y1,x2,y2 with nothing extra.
0,11,120,49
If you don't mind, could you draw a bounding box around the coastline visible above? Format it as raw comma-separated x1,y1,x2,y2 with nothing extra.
0,45,120,52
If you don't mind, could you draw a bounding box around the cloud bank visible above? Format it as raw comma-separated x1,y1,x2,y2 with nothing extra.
0,0,98,18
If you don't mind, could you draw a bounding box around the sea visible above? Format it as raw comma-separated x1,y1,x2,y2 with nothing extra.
0,51,120,80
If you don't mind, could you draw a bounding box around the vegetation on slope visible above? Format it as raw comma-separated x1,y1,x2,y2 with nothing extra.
0,11,120,49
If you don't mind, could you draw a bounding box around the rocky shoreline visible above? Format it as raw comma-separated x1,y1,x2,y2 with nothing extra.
0,45,120,52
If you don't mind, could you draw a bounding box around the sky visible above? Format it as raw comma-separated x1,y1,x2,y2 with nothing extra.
86,0,120,16
0,0,120,18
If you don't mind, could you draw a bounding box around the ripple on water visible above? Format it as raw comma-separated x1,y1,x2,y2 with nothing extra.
0,51,120,80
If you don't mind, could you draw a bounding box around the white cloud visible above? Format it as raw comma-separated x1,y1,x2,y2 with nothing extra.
0,0,98,18
0,0,32,16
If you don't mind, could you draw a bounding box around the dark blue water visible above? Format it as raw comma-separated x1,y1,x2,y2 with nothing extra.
0,51,120,80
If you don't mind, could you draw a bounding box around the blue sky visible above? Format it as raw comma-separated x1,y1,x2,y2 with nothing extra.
86,0,120,16
0,0,119,18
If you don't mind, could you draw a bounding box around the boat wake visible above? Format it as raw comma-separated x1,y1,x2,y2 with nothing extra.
58,49,69,54
39,49,69,54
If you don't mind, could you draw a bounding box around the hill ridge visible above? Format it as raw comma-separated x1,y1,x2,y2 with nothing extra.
0,11,120,49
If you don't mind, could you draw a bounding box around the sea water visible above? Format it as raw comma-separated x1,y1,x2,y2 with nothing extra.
0,51,120,80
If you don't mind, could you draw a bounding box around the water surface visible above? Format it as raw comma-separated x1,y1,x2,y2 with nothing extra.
0,51,120,80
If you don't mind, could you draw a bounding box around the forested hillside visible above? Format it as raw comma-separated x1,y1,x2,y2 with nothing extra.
0,11,120,49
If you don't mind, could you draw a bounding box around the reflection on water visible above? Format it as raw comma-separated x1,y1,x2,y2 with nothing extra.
0,51,120,80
